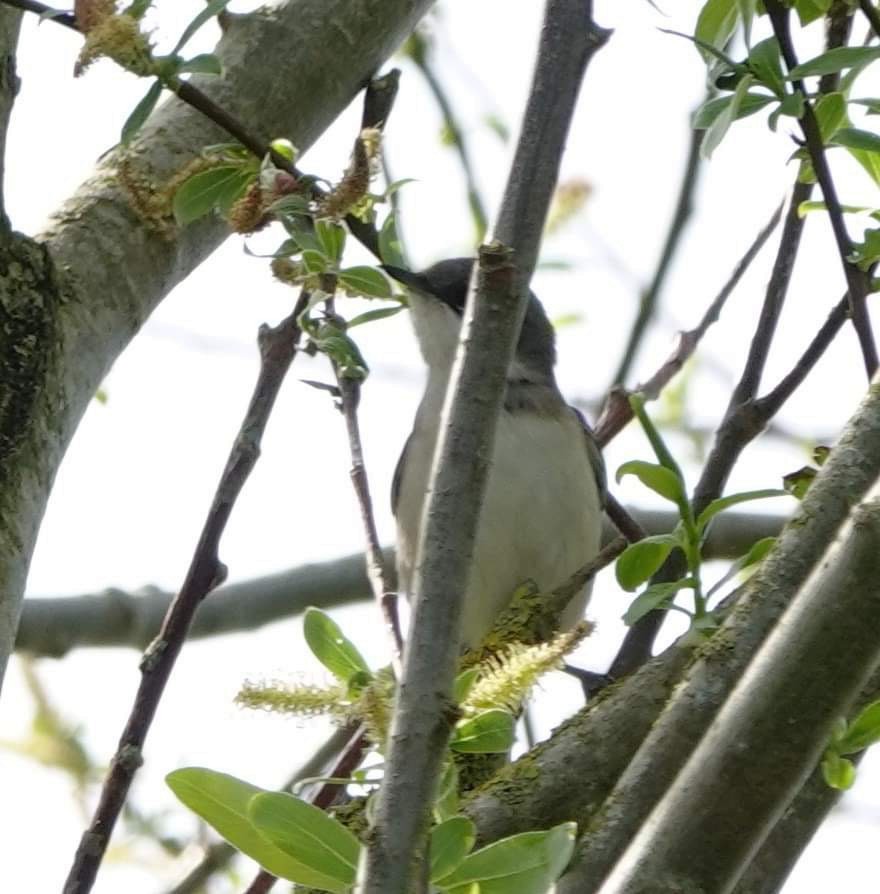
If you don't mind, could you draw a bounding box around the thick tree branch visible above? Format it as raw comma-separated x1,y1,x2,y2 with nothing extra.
0,0,434,692
595,496,880,893
363,7,609,887
15,508,787,656
560,377,880,891
0,6,21,224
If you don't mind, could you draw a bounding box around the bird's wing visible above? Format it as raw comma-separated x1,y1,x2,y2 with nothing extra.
391,431,412,516
572,407,607,509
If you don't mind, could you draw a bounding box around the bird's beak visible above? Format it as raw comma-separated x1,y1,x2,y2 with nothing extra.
380,264,427,292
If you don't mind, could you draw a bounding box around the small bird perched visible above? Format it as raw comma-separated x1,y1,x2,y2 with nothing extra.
384,258,606,650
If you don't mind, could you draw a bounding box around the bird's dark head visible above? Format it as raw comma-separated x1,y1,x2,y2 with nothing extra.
382,258,557,382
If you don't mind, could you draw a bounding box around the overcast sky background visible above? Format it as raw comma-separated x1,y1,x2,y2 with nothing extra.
1,1,878,891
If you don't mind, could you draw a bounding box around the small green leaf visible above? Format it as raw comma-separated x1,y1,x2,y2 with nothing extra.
347,305,405,328
783,466,817,500
121,80,162,145
694,0,739,62
837,700,880,754
789,46,880,80
748,38,785,98
438,823,576,894
767,91,805,132
172,165,252,225
793,0,832,25
269,138,298,162
379,213,406,268
166,768,345,890
615,535,679,592
434,762,460,823
453,668,480,704
173,0,233,54
692,92,774,130
315,219,346,263
813,445,831,466
301,249,328,275
814,93,847,143
706,536,776,598
248,792,360,888
623,579,694,626
831,127,880,153
178,53,223,75
339,266,393,299
616,461,686,506
431,817,476,883
302,607,371,685
736,0,756,47
124,0,153,20
822,751,856,790
696,488,789,534
702,74,755,158
451,710,515,754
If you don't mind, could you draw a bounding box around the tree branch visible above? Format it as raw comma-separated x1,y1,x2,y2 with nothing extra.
63,299,308,894
0,0,434,690
362,7,610,886
595,496,880,893
765,0,878,378
559,375,880,891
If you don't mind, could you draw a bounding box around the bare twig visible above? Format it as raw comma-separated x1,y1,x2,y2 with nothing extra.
63,298,308,894
860,0,880,37
765,0,878,378
595,199,784,447
610,119,703,388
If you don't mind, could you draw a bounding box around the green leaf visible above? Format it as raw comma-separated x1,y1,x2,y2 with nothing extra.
431,817,476,883
248,792,360,889
434,762,460,823
124,0,153,20
301,249,328,275
172,165,253,225
789,46,880,80
736,0,756,47
166,768,346,891
623,579,695,626
848,147,880,187
692,91,774,129
783,465,817,499
379,213,406,268
615,535,680,592
702,74,754,158
767,91,805,131
303,607,371,684
822,751,856,790
315,219,346,263
748,37,785,98
453,668,480,704
694,0,739,62
347,305,405,328
121,80,162,145
837,700,880,753
178,53,223,76
338,266,393,299
706,536,776,597
793,0,832,25
616,461,686,506
814,93,847,144
451,710,515,754
696,488,789,534
173,0,233,54
438,823,576,894
831,127,880,153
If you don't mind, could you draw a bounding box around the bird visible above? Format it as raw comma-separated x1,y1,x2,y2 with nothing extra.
383,258,606,650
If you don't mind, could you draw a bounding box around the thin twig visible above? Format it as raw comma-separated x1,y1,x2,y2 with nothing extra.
595,199,784,447
765,0,878,378
62,298,308,894
610,119,703,388
860,0,880,37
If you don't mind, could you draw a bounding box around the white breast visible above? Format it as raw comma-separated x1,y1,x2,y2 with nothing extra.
395,386,603,649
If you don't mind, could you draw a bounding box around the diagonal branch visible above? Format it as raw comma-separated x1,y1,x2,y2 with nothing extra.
63,299,308,894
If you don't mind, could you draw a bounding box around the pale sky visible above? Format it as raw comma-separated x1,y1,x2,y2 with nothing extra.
1,1,878,891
